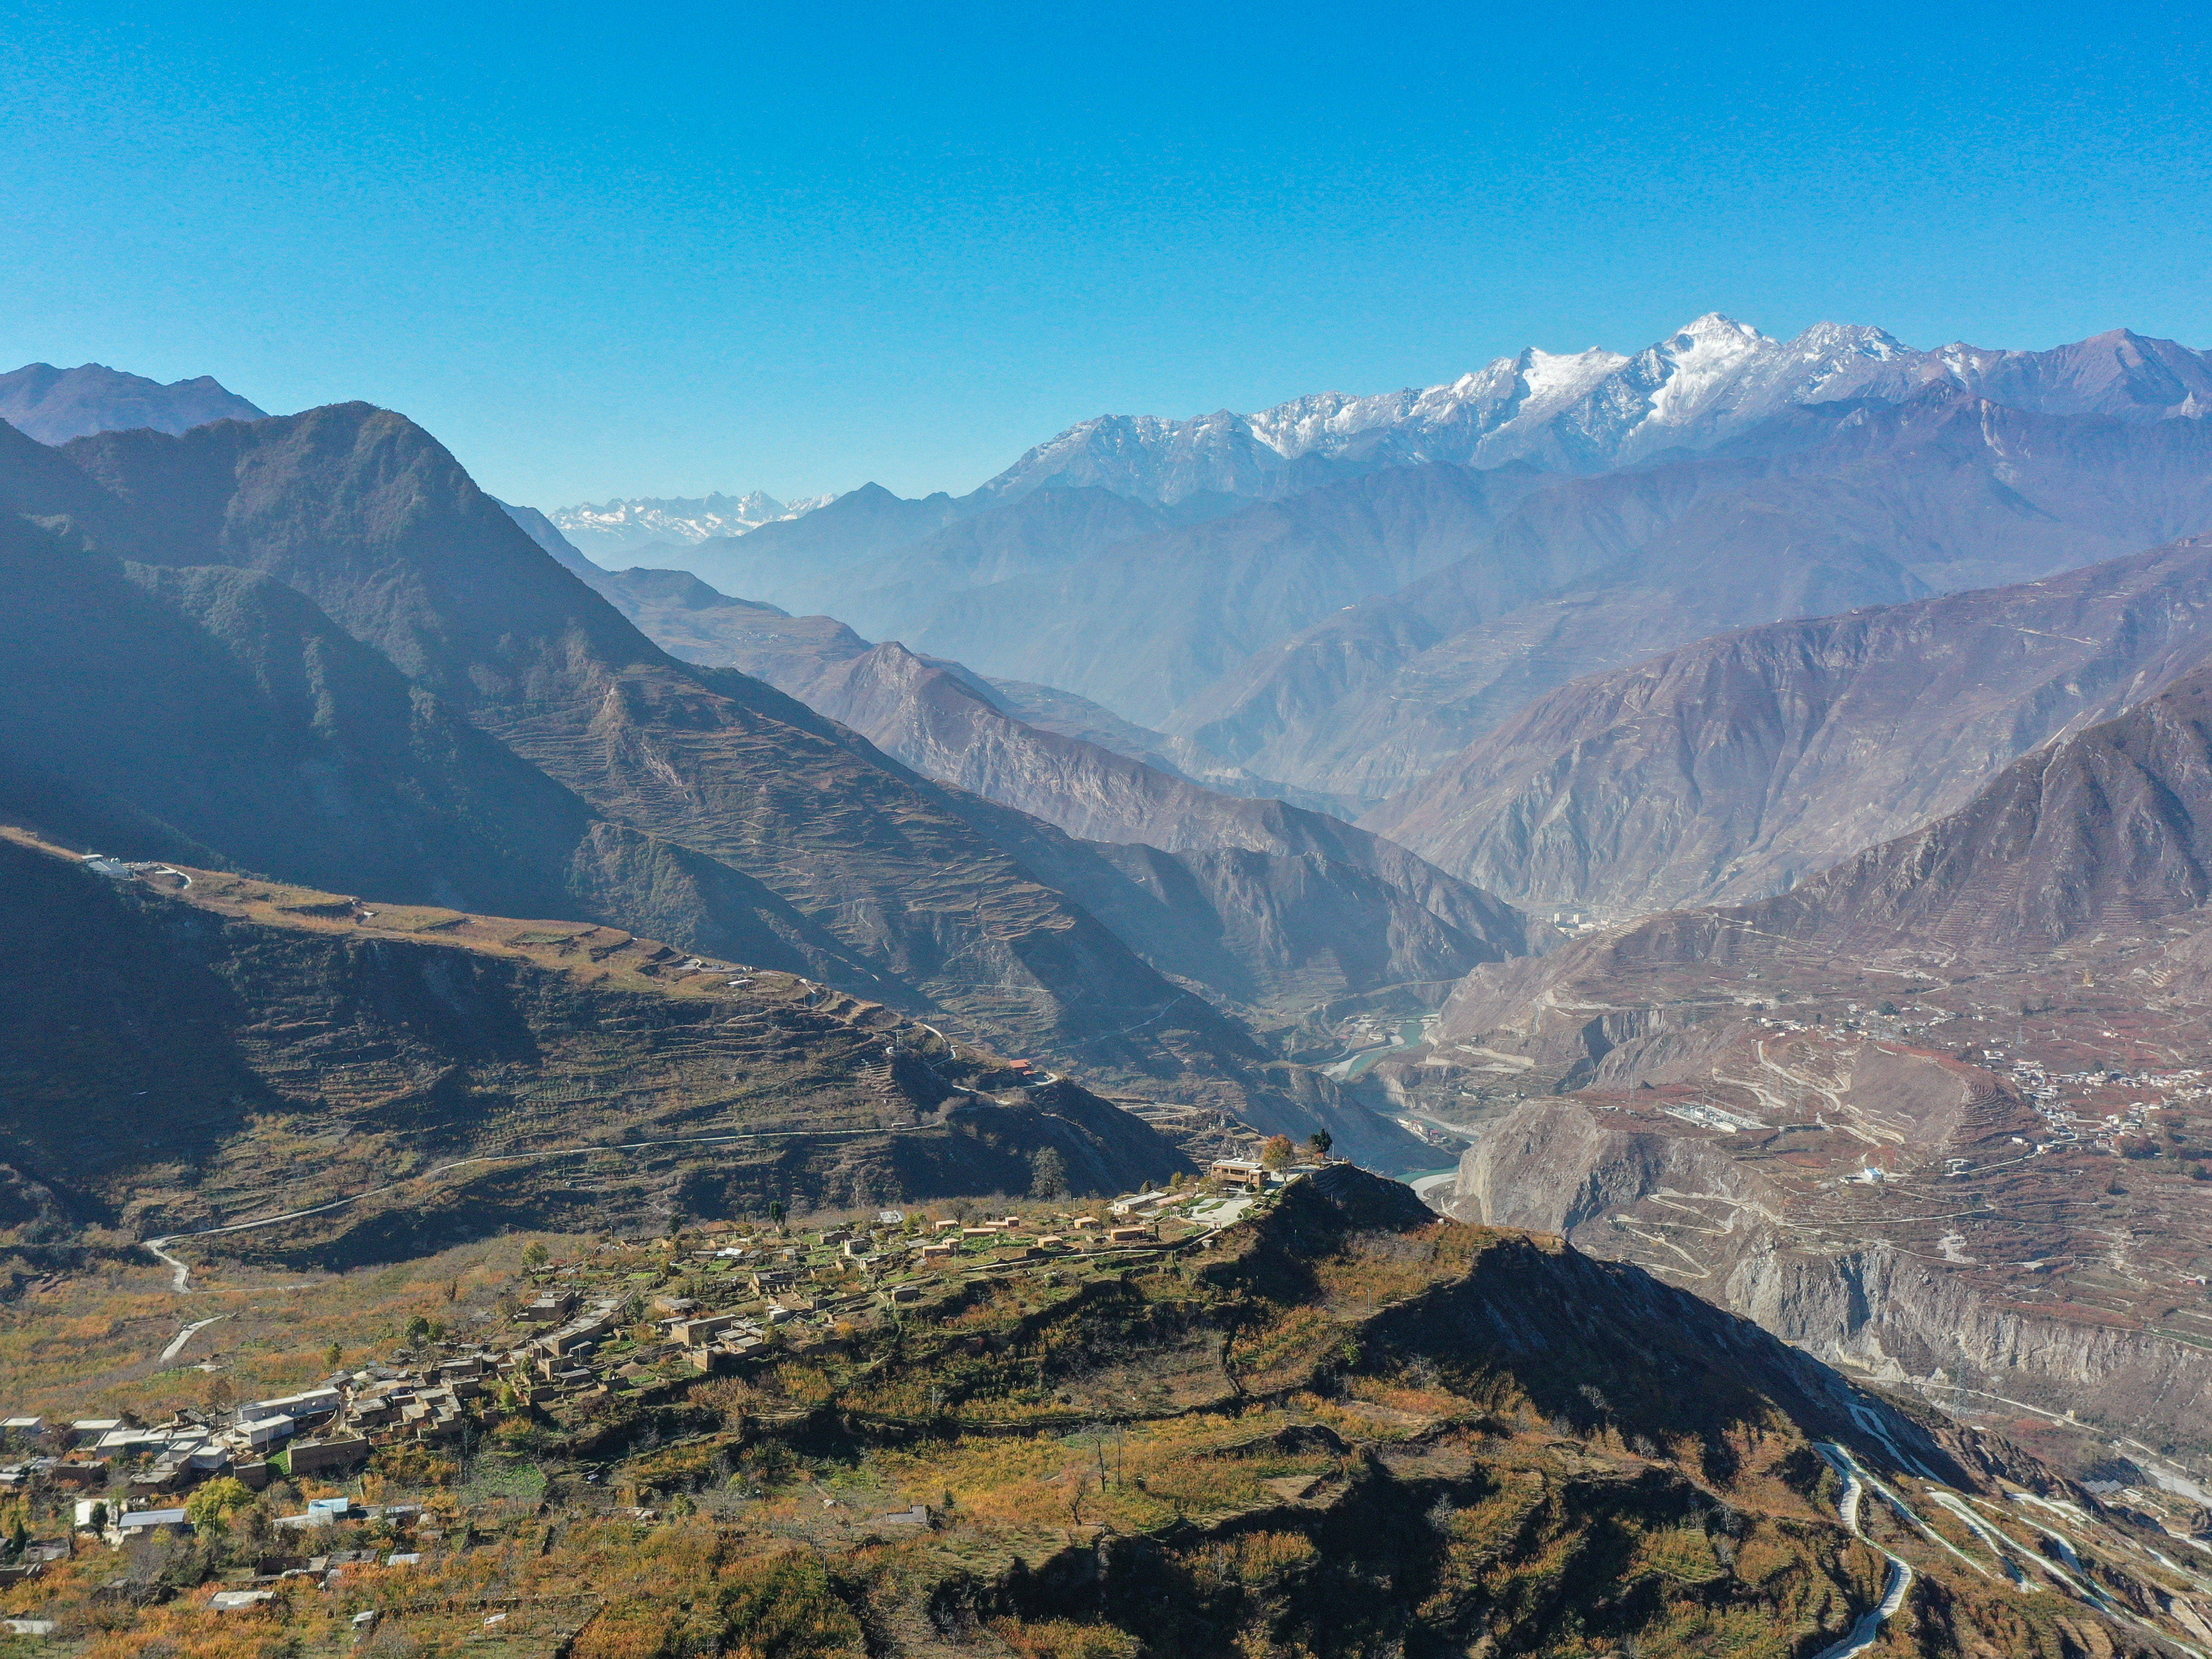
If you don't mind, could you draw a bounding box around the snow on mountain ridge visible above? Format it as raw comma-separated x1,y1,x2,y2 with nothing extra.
551,489,836,555
977,313,2211,505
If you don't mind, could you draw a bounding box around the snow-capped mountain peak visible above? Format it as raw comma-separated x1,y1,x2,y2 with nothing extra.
550,489,836,558
964,315,2212,505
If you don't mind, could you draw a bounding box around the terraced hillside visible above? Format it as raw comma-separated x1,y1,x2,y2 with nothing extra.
5,1167,2199,1657
0,830,1187,1268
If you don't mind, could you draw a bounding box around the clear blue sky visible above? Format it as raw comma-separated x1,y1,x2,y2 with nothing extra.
5,0,2210,507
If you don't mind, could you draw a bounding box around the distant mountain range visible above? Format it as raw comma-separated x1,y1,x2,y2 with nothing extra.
1364,535,2212,916
551,489,837,561
975,314,2212,504
558,320,2212,807
0,362,265,444
571,561,1539,1041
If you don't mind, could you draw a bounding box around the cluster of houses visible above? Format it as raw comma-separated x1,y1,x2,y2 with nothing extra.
521,1161,1293,1384
0,1358,484,1536
1,1156,1305,1544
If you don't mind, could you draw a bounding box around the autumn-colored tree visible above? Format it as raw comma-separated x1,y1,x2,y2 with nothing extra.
1260,1135,1296,1171
185,1476,252,1534
523,1241,551,1269
711,1552,865,1659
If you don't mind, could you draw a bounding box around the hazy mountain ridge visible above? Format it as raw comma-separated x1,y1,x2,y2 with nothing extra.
5,402,1487,1163
561,320,2212,779
1172,385,2212,806
591,565,1537,1052
1440,657,2212,1035
0,361,266,445
5,407,1266,1080
1364,535,2212,917
550,487,834,559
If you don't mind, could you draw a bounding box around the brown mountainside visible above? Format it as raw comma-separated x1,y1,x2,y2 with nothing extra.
1366,535,2212,916
593,568,1536,1012
4,406,1301,1087
1368,668,2212,1462
0,832,1184,1263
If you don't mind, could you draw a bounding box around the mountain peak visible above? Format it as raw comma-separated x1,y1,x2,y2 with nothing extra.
1671,312,1767,347
0,361,265,445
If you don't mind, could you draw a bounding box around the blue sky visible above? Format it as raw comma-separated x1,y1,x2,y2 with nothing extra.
5,0,2211,506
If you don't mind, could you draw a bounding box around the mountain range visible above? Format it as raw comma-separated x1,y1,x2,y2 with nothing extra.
0,396,1517,1171
591,319,2212,824
588,564,1538,1016
550,488,835,561
1363,534,2212,915
25,306,2212,1500
0,361,265,444
975,315,2212,503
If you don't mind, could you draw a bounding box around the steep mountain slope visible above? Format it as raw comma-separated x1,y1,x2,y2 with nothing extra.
1177,388,2212,805
499,497,607,578
8,406,1295,1087
0,361,265,444
1366,536,2212,916
1360,668,2212,1459
974,674,1316,802
1434,658,2212,1025
978,315,2212,504
0,832,1184,1260
1732,661,2212,959
662,480,966,604
0,516,868,981
590,567,1535,1047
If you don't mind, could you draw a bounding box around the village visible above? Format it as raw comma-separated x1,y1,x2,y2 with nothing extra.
0,1147,1323,1611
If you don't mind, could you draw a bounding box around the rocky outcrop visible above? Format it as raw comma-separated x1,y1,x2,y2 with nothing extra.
1456,1097,2212,1450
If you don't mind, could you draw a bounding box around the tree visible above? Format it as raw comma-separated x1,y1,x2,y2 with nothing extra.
1029,1146,1069,1200
522,1241,551,1269
185,1476,253,1535
769,1199,787,1231
324,1342,344,1371
1306,1130,1333,1162
1260,1135,1296,1172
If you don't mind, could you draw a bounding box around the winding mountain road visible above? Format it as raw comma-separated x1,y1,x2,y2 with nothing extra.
1811,1442,1914,1659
